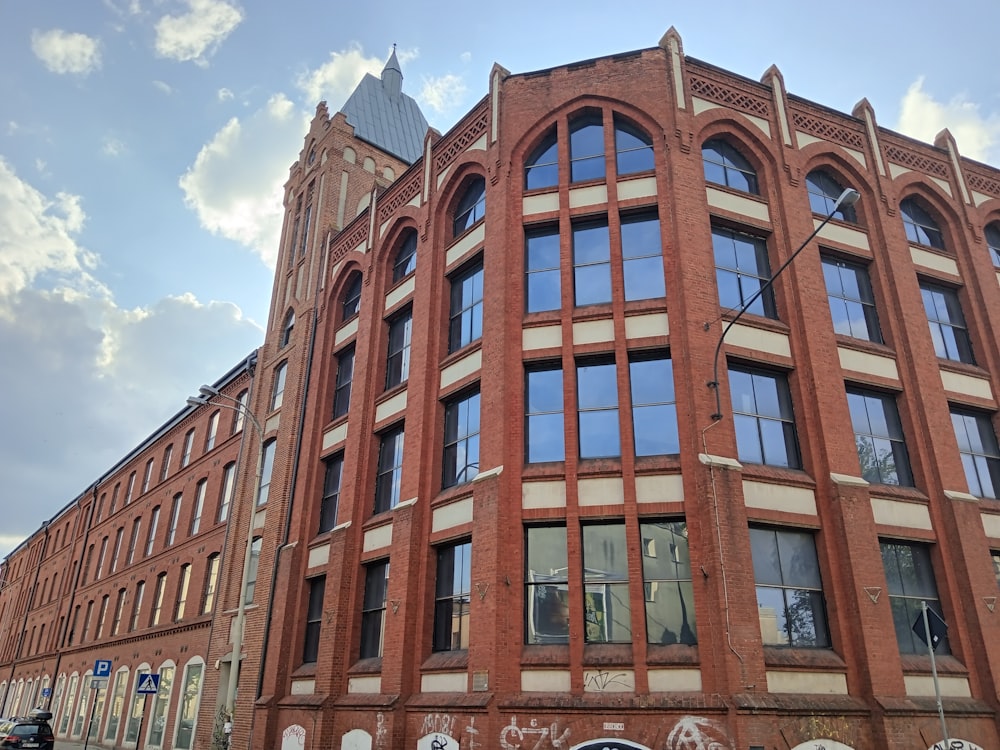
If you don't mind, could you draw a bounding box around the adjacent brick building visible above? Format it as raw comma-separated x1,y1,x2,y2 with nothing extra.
4,29,1000,750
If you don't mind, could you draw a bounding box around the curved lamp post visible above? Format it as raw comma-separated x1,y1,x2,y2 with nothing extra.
186,384,264,733
708,187,861,420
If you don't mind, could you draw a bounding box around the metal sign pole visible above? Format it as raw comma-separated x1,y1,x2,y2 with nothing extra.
922,600,950,748
135,693,148,750
83,685,100,750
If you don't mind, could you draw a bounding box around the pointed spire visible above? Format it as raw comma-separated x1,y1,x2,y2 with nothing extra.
382,43,402,97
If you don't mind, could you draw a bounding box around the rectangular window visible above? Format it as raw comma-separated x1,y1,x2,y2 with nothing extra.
443,391,481,488
96,535,109,580
145,506,160,557
582,523,632,643
110,527,124,573
641,521,696,644
525,367,564,463
525,526,569,644
166,494,182,546
245,538,261,604
729,366,800,468
921,283,974,363
174,564,191,621
257,440,276,506
750,527,830,647
271,362,288,410
232,390,248,433
111,588,127,635
127,519,141,565
449,261,484,352
182,428,195,467
303,576,326,663
630,354,678,456
951,409,1000,499
174,662,203,750
205,411,219,451
202,555,220,614
125,471,136,504
713,226,775,318
525,226,561,313
374,426,405,514
160,445,173,480
142,459,155,493
821,256,882,343
434,541,471,651
621,213,665,300
847,388,913,486
569,115,605,182
129,581,144,631
146,666,174,747
385,311,412,388
881,540,949,654
992,551,1000,589
190,480,206,535
577,360,620,458
360,562,389,658
573,219,611,306
150,574,166,627
319,455,342,533
95,596,109,640
218,462,236,521
332,346,355,419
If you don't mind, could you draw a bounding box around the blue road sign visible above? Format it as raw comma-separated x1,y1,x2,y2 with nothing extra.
41,687,51,697
136,673,160,694
93,659,112,678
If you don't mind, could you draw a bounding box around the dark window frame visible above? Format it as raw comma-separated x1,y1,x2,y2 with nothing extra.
921,282,974,364
729,365,801,469
303,576,326,664
448,260,484,353
341,272,363,322
332,346,355,419
525,130,558,190
433,541,472,652
614,116,654,176
569,113,605,183
374,426,405,514
880,540,949,654
806,170,857,222
951,408,1000,499
452,176,486,238
525,225,561,314
900,197,945,249
319,454,343,533
702,138,759,194
443,390,481,488
821,255,882,343
392,230,418,282
525,525,569,645
641,520,696,645
847,388,913,486
360,561,389,659
525,366,565,463
385,309,413,389
712,226,776,318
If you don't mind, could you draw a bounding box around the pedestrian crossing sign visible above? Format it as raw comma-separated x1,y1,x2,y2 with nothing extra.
137,673,161,694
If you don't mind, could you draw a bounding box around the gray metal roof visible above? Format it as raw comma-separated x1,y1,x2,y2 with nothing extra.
341,50,428,164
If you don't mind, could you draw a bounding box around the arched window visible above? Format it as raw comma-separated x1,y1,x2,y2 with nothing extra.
342,272,362,321
392,230,418,282
806,170,856,222
570,113,605,182
614,117,654,175
270,362,287,411
246,538,263,602
900,197,944,249
257,441,276,506
525,130,558,190
702,138,759,194
984,222,1000,267
452,177,486,237
280,309,295,347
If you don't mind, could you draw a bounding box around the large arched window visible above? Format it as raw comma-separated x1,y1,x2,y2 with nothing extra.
614,116,654,175
569,113,605,182
341,272,362,321
900,197,944,249
985,222,1000,267
452,177,486,237
806,170,856,222
525,130,558,190
392,230,417,282
279,308,295,347
702,138,759,194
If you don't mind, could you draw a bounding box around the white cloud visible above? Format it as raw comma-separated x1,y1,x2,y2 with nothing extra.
460,51,471,64
0,158,262,551
179,94,308,266
154,0,244,66
296,44,384,108
31,29,102,75
153,79,173,94
419,73,468,115
7,121,19,135
218,87,234,101
896,77,1000,164
35,158,48,175
396,46,419,66
102,136,126,156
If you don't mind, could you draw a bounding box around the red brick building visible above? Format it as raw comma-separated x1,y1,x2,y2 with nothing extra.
0,354,254,749
205,29,1000,750
5,29,1000,750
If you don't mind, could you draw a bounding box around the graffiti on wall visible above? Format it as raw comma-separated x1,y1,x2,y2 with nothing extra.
281,724,305,750
500,716,570,750
665,716,733,750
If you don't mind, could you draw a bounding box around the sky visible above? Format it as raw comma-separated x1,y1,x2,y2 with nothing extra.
2,0,999,558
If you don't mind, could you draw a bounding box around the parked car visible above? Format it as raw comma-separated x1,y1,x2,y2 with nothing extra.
0,710,54,750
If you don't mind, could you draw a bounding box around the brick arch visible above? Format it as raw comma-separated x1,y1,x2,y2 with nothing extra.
694,112,782,194
893,175,968,253
373,207,421,281
799,145,881,227
435,158,488,242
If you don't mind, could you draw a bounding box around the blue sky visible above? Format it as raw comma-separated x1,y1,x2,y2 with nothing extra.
2,0,999,557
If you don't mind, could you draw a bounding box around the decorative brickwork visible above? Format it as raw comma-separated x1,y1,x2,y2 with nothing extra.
330,217,370,266
884,142,950,178
377,170,422,225
688,74,770,117
791,110,865,150
967,171,1000,198
433,107,489,171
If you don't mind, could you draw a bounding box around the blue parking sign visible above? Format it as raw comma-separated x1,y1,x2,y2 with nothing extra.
93,659,112,678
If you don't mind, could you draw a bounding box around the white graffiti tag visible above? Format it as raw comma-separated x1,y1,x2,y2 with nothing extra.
500,716,570,750
465,717,481,750
375,713,387,750
666,716,733,750
420,714,456,737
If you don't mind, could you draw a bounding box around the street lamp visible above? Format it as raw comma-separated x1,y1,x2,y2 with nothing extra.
186,384,264,732
707,187,861,420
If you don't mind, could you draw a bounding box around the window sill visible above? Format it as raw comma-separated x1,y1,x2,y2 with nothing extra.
833,334,894,358
521,462,566,481
634,455,681,474
571,303,614,321
290,662,317,679
720,309,789,336
646,643,699,666
899,653,966,675
440,339,483,370
623,298,668,316
867,484,928,503
521,644,569,666
576,457,624,477
739,464,815,488
582,643,633,666
347,656,383,675
523,309,562,325
762,646,844,670
421,650,469,672
448,219,485,247
376,382,408,408
432,483,474,509
936,358,990,381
